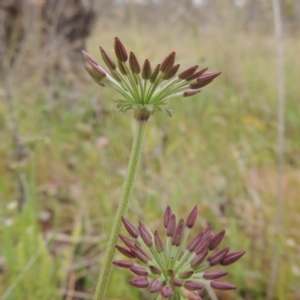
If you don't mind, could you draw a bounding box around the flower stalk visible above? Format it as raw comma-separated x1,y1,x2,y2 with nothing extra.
93,119,148,300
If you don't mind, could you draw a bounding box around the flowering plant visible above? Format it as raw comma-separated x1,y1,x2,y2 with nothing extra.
114,206,245,300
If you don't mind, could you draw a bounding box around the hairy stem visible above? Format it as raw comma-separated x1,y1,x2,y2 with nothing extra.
93,119,148,300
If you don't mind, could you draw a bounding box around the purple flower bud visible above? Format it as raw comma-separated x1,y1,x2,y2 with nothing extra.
139,221,153,247
113,260,134,268
190,250,208,268
197,72,221,83
186,67,208,81
162,64,180,80
121,217,139,238
100,47,116,70
208,247,230,266
210,280,236,290
178,65,198,80
187,233,203,252
203,270,228,280
116,245,136,258
195,236,212,255
131,248,149,264
160,51,176,73
183,89,201,97
161,285,174,298
142,59,152,80
150,64,161,83
181,289,203,300
179,270,194,279
149,279,163,293
201,226,213,239
209,230,226,250
220,251,246,266
129,51,141,74
166,214,176,237
129,276,149,288
184,280,204,291
172,218,185,246
186,206,198,228
119,234,137,249
82,50,98,65
170,278,183,287
163,206,172,228
84,65,106,84
190,80,213,89
130,265,148,276
154,230,165,253
149,265,162,275
114,37,128,62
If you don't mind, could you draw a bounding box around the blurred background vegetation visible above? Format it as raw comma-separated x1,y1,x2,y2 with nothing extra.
0,0,299,299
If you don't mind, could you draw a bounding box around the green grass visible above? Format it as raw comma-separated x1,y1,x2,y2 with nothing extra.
0,22,300,300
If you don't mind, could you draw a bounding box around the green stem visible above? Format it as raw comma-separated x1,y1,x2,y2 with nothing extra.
93,118,148,300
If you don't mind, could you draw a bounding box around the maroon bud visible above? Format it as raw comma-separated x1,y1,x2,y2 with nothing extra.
130,265,148,276
149,265,162,275
82,50,98,65
149,279,163,293
184,89,201,97
178,65,198,80
161,285,174,298
100,47,116,70
142,59,152,80
195,236,212,255
203,270,228,280
209,230,226,250
114,37,128,62
166,214,176,237
208,247,230,266
221,251,246,266
186,206,198,228
84,65,106,84
181,289,203,300
90,62,107,78
135,244,150,259
190,250,208,268
163,206,172,228
179,270,194,279
162,64,180,80
210,280,236,290
184,280,204,291
186,67,208,81
187,233,203,252
129,276,149,288
172,218,185,246
119,234,137,249
116,245,136,258
190,80,213,89
113,260,134,268
197,72,221,83
131,248,149,264
201,226,213,239
170,278,183,287
150,64,161,83
118,60,127,75
138,221,153,247
160,51,176,73
154,230,165,253
129,51,141,74
121,217,139,238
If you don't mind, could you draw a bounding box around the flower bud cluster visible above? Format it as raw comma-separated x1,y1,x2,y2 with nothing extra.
82,37,221,120
114,206,245,299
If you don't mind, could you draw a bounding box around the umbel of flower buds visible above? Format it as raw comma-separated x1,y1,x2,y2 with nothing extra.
82,37,221,121
113,206,245,300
